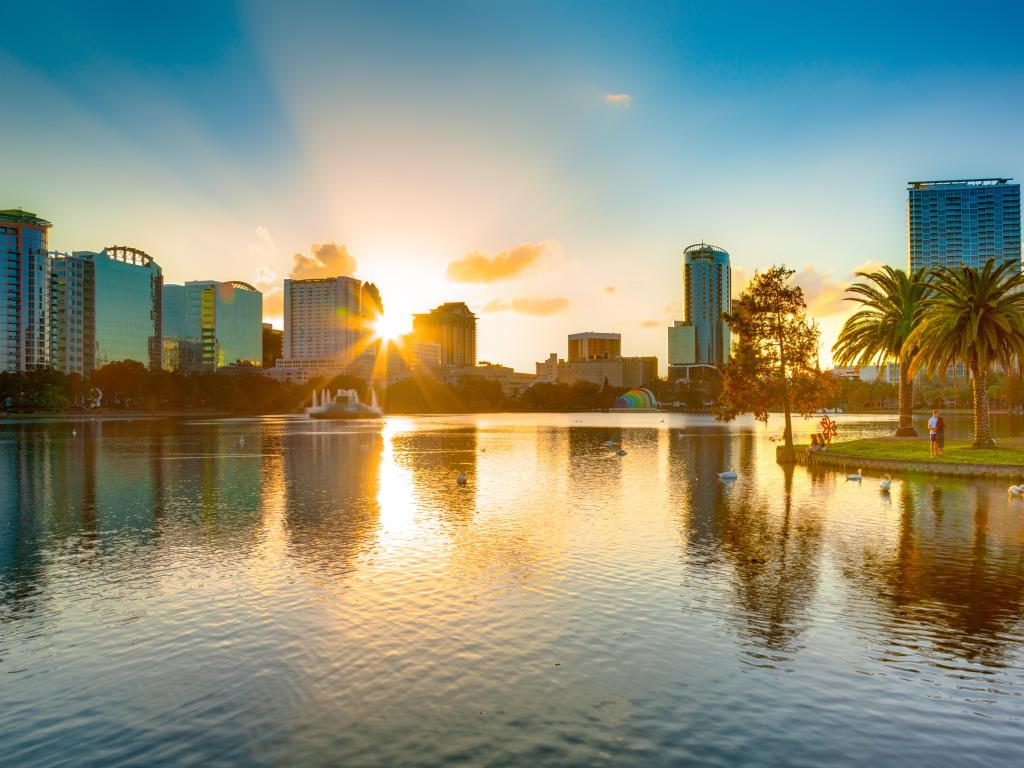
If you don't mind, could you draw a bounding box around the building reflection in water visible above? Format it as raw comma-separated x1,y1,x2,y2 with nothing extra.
280,422,383,579
3,414,1024,685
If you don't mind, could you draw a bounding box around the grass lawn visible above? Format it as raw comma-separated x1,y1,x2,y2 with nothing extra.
822,437,1024,467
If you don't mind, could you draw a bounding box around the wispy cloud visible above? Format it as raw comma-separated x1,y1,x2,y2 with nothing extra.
640,319,660,328
482,297,571,316
604,284,616,293
446,241,554,284
604,93,632,109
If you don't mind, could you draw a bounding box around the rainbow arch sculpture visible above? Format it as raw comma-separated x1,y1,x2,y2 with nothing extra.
612,387,658,411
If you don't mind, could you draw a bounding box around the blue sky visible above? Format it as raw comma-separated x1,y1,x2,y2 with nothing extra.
3,1,1023,370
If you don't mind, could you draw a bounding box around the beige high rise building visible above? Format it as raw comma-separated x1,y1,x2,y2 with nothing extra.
412,302,477,368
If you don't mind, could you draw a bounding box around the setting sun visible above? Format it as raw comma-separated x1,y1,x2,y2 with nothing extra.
372,312,408,342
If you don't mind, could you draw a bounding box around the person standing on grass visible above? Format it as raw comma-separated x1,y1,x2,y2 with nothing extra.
935,411,946,456
928,409,940,457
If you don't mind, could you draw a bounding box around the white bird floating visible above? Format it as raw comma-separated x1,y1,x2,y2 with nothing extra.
879,476,892,492
457,472,467,486
1008,484,1023,497
604,439,615,448
718,470,738,481
71,429,77,436
238,436,245,447
846,468,864,481
616,449,628,456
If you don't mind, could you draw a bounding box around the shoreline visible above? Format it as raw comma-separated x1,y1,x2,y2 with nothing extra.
794,436,1024,478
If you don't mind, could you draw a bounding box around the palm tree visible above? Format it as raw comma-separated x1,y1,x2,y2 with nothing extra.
833,266,928,437
906,260,1024,448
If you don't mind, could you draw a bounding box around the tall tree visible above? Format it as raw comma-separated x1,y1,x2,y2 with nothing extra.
833,266,928,437
717,265,833,462
906,259,1024,448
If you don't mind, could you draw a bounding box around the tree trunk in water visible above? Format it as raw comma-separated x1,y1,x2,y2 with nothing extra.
778,383,796,463
776,323,796,464
969,357,994,448
895,365,917,436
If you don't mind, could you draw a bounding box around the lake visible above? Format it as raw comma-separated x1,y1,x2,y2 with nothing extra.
2,412,1024,766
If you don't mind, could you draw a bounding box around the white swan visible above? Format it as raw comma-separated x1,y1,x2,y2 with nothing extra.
879,476,892,492
718,470,738,480
456,472,467,486
1008,484,1023,496
846,468,864,481
238,436,245,447
604,439,615,448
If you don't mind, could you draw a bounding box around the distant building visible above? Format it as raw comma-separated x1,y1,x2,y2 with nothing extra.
908,179,1021,272
831,363,899,384
91,246,163,371
268,275,382,384
455,363,537,397
568,332,621,362
668,243,731,379
162,336,203,374
381,334,442,385
162,280,262,372
47,246,163,373
667,321,696,365
1,209,52,372
48,251,95,376
412,302,477,368
534,352,657,389
262,323,283,370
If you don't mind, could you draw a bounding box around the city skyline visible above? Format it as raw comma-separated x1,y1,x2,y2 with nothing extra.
3,3,1024,371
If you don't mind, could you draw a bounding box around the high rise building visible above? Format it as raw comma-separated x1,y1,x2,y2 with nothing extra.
668,243,731,378
412,302,477,368
162,280,262,372
48,247,162,374
48,251,95,376
91,247,163,370
568,332,621,362
1,209,52,372
268,275,382,383
262,323,283,370
907,179,1021,272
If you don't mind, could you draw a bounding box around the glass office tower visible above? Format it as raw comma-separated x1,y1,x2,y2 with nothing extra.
92,246,163,370
682,243,731,366
162,280,262,372
0,209,52,372
908,179,1022,271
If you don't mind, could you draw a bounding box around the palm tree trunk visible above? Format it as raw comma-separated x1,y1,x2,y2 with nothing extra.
969,356,995,448
895,364,917,436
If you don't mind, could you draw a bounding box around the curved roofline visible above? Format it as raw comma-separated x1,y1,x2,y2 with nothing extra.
225,280,258,292
684,242,728,254
103,245,155,267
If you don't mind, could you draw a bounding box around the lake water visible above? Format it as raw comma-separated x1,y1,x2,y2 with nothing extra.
2,412,1024,767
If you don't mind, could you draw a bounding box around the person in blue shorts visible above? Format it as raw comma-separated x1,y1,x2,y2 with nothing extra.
928,409,942,457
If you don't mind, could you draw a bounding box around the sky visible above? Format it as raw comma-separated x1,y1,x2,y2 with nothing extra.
3,0,1024,372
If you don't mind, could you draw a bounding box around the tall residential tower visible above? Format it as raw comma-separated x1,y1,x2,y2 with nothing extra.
907,179,1021,272
667,243,731,379
412,302,477,369
1,209,52,372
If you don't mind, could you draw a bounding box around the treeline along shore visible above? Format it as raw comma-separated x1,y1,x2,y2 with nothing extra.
5,359,1022,419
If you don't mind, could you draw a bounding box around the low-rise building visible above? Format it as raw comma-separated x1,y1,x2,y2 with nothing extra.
534,353,657,389
456,363,537,397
